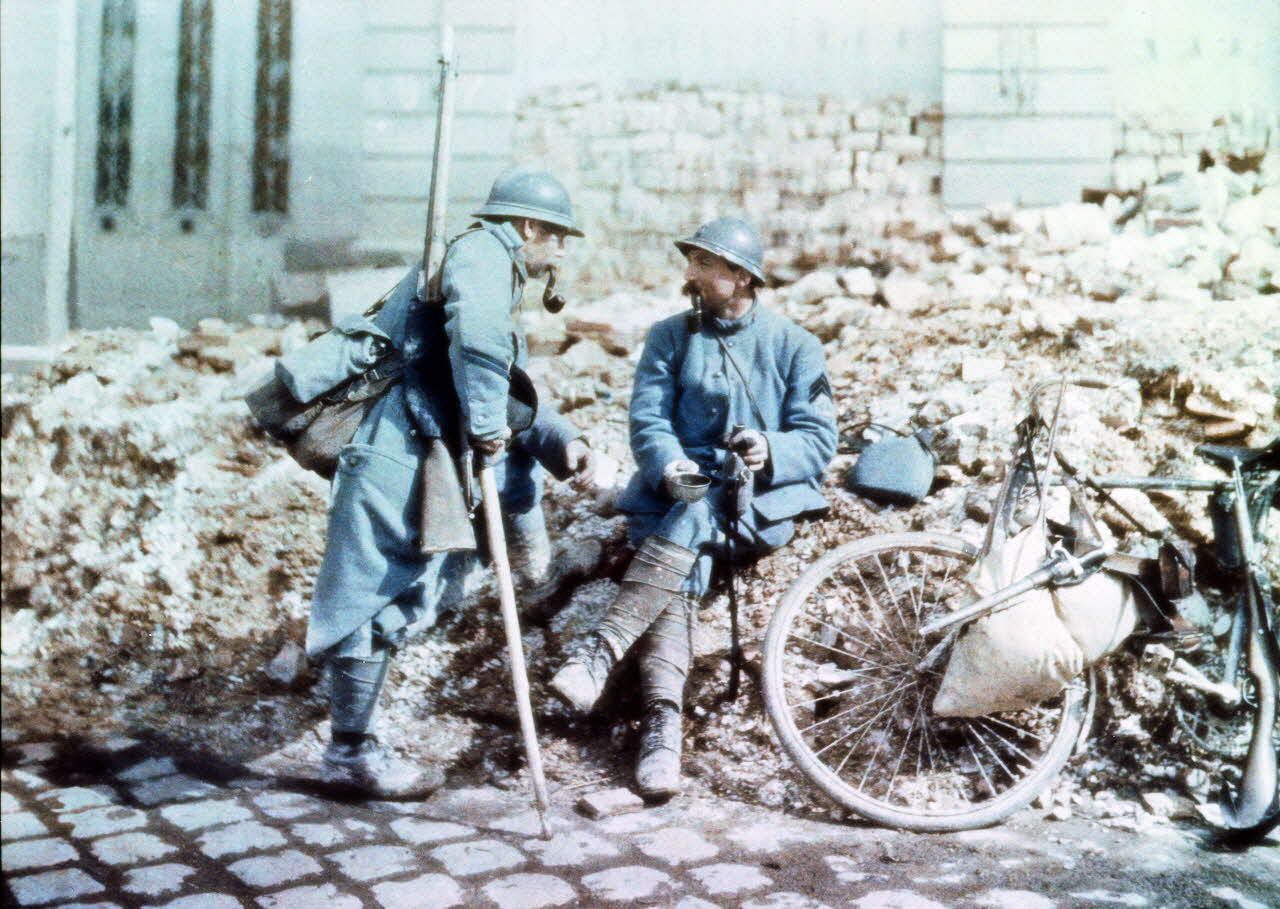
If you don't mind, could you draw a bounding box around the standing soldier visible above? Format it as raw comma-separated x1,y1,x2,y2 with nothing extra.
307,168,596,798
550,217,838,799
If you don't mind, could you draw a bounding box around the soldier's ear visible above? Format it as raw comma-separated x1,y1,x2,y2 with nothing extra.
734,265,754,292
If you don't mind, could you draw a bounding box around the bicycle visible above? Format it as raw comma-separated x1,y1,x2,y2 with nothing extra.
762,377,1279,835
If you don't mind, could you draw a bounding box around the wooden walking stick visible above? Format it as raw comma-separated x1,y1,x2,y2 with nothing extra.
479,461,554,838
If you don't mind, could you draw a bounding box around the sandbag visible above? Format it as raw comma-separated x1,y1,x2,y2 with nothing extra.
933,528,1083,717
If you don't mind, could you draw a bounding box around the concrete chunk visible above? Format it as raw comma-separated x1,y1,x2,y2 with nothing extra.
574,788,644,820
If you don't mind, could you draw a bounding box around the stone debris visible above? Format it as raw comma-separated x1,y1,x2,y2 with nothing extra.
574,788,644,820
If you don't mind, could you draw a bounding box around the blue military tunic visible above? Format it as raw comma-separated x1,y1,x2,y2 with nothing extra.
617,303,837,595
306,221,581,658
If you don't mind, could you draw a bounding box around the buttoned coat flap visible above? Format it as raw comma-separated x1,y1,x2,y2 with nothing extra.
751,481,828,524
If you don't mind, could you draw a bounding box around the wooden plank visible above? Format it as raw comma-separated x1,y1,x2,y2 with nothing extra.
944,71,1111,116
943,25,1111,71
944,115,1116,160
942,0,1110,26
943,160,1112,208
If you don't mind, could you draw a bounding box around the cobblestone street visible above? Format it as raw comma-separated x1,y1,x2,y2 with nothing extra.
2,733,1277,909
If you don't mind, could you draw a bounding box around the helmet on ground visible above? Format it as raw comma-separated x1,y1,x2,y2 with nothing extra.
473,166,584,237
674,217,765,285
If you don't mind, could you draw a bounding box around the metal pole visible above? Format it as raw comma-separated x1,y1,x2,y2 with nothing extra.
420,24,457,292
479,465,554,838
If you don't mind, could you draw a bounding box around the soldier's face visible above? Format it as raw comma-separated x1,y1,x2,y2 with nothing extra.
684,250,751,314
518,219,568,277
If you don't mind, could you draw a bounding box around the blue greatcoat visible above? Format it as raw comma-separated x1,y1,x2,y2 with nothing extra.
306,220,581,659
617,303,838,595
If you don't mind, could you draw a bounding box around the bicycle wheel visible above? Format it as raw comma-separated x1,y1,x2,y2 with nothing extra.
763,532,1093,831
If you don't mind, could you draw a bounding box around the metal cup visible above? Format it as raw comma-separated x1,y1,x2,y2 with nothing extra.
669,472,711,503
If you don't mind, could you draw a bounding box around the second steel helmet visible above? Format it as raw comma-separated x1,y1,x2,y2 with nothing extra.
674,217,765,285
473,167,584,237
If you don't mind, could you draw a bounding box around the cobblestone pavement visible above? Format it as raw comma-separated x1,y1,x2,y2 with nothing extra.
2,735,1277,909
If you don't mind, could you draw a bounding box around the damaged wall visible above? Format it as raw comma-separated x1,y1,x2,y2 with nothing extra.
516,87,944,288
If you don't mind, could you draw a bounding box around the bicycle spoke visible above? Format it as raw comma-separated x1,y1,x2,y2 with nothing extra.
799,676,910,736
835,569,911,656
785,671,894,711
800,612,903,669
886,696,925,797
966,719,1018,783
811,678,914,758
962,722,1000,797
851,562,914,653
872,553,914,638
979,712,1054,746
786,631,892,667
976,717,1039,767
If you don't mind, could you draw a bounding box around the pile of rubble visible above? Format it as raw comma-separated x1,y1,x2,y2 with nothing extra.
2,171,1277,822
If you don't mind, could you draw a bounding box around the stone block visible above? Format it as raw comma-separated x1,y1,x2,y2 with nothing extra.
160,799,253,832
8,868,104,906
1,811,46,840
228,849,323,889
90,832,177,866
429,839,524,876
257,883,363,909
581,866,675,903
482,873,577,909
198,821,287,859
130,775,220,807
326,844,418,882
688,863,772,896
2,836,78,872
881,134,927,157
65,806,148,839
389,818,475,846
122,863,196,898
370,873,464,909
633,827,719,865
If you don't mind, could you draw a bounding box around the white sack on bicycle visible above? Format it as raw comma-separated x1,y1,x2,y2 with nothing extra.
933,527,1081,717
934,526,1138,717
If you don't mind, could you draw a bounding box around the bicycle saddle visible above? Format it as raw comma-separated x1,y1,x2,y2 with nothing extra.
1195,438,1279,472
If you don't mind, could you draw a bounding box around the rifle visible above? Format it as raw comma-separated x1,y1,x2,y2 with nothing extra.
723,424,754,700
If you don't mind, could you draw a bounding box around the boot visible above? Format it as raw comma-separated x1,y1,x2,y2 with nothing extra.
635,701,683,801
549,536,696,713
322,734,444,799
549,634,618,713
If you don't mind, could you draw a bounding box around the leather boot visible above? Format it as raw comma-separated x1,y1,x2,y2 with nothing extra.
549,536,696,713
515,538,604,617
322,734,444,800
635,701,683,801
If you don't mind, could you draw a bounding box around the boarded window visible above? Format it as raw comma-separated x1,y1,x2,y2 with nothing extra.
94,0,137,208
253,0,292,214
173,0,213,210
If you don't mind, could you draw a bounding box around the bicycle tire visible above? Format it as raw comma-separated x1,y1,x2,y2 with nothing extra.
763,532,1093,832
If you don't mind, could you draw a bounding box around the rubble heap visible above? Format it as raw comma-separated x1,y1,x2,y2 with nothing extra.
3,168,1278,823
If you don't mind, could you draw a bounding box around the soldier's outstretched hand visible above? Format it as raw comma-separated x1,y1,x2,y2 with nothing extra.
565,438,596,489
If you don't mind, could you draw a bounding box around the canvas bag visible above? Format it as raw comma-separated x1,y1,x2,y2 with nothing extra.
933,525,1138,717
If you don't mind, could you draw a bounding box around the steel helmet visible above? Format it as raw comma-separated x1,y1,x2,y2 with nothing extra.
674,217,766,285
472,167,584,237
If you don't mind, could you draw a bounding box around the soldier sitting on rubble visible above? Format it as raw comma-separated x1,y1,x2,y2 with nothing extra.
550,217,838,799
306,168,599,799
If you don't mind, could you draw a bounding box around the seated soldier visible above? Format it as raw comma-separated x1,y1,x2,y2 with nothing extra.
550,217,838,799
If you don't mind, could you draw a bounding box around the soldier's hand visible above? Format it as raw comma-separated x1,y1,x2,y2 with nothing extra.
729,428,769,472
470,429,511,461
661,458,701,497
565,438,595,489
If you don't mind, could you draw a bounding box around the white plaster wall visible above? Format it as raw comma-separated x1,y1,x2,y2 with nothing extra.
1111,0,1280,123
515,0,943,102
0,0,59,239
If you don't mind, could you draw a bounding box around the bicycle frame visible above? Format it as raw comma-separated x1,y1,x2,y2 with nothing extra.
918,422,1279,833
